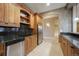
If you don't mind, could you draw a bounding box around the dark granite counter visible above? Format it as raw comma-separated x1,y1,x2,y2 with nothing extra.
0,34,25,46
60,32,79,48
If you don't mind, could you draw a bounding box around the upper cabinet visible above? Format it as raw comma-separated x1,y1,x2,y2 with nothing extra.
34,13,42,24
0,3,20,27
14,4,20,27
30,14,34,28
32,13,42,34
0,3,42,29
0,4,5,25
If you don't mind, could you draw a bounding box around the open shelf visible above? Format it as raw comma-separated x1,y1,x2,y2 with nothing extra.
20,8,30,25
20,16,30,20
20,21,30,25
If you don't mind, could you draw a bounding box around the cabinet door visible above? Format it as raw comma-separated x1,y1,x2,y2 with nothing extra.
63,43,68,56
0,4,5,23
67,44,72,56
24,37,29,55
36,15,40,24
24,36,37,55
73,49,79,56
30,14,34,28
4,4,14,25
8,4,14,25
14,5,20,27
32,35,37,49
24,36,32,55
29,36,34,52
67,41,74,56
62,38,68,56
0,43,5,56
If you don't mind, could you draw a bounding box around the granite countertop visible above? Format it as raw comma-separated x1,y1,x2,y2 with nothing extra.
60,32,79,48
0,34,25,46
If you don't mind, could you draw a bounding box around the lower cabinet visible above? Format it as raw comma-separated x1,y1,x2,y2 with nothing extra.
24,35,37,55
59,35,79,56
67,41,75,56
62,38,68,56
0,43,5,56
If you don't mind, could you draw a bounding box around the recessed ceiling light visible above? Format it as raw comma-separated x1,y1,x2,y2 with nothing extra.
46,3,50,6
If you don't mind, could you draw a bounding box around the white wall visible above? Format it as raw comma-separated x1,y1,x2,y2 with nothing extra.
41,7,72,37
43,17,58,38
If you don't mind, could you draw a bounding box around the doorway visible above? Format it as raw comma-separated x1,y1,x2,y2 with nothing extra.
43,16,59,42
27,16,63,56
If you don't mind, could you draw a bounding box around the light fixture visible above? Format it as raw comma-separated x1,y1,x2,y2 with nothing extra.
46,23,50,27
46,3,50,6
74,3,79,21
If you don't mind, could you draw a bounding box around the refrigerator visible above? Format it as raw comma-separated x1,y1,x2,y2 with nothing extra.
37,23,43,45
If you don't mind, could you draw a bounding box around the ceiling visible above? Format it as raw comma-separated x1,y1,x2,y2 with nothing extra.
25,3,66,13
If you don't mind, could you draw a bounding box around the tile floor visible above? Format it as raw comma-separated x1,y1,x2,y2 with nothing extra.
27,37,63,56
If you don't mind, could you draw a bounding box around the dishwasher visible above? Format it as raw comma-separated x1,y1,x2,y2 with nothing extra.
7,41,24,56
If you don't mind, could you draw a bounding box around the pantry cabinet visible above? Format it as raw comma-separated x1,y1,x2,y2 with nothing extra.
0,3,20,27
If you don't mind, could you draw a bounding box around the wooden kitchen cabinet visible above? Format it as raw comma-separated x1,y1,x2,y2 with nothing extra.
34,13,42,24
24,36,32,55
31,35,37,49
33,13,42,34
59,35,79,56
4,4,14,26
14,5,20,27
24,35,37,55
0,4,5,24
59,35,72,56
30,14,35,28
0,3,20,27
59,35,63,48
67,41,74,56
61,37,68,56
0,43,5,56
